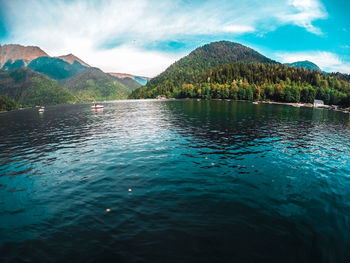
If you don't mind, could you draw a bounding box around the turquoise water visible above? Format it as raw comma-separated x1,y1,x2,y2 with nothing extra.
1,100,350,262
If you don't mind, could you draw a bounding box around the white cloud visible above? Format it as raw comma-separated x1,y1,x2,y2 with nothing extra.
0,0,331,75
277,0,327,34
276,51,350,73
222,25,255,34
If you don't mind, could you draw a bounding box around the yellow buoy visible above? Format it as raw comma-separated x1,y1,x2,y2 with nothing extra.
106,208,111,212
128,188,132,192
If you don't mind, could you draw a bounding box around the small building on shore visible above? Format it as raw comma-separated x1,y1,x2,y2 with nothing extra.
313,99,324,108
156,95,167,100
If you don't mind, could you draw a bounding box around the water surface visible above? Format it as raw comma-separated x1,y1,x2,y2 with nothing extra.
1,100,350,262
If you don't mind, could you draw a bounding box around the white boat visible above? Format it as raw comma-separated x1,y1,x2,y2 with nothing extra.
253,101,259,104
91,104,104,110
38,106,45,113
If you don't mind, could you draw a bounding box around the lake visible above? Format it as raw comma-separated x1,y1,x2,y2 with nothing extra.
1,100,350,262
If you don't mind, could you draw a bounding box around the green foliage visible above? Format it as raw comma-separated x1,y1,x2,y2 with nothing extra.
19,77,76,107
0,95,17,111
28,57,87,80
63,68,130,100
131,59,350,106
130,41,276,99
2,59,26,71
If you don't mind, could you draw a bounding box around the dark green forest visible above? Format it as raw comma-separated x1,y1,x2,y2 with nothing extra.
130,42,350,106
131,62,350,106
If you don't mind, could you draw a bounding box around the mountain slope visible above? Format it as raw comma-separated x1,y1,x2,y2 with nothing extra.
285,61,321,71
112,76,141,91
58,54,90,67
28,57,87,81
63,68,130,100
0,44,48,67
130,41,277,98
0,68,75,106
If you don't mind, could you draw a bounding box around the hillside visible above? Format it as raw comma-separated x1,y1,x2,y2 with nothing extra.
63,68,130,100
0,68,75,107
183,62,350,106
285,60,321,71
113,76,141,91
130,41,277,98
0,44,48,67
28,57,87,81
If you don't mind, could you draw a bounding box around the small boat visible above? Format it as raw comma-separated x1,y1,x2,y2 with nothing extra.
38,106,45,113
252,101,259,105
91,104,104,110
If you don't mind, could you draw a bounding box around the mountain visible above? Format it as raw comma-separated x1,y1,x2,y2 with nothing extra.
285,60,321,71
27,57,87,81
130,41,277,98
110,76,141,91
58,54,90,67
0,44,48,68
0,68,75,107
109,72,150,85
62,68,131,100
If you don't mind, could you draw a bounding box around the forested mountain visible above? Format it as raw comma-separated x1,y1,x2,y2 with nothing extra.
130,41,277,98
63,68,131,100
178,63,350,106
0,67,132,110
285,60,321,71
0,68,75,108
0,45,137,110
112,76,141,91
130,41,350,106
28,57,87,80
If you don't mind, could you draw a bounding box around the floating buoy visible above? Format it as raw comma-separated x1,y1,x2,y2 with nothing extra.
106,208,111,212
128,188,132,192
205,157,208,159
211,163,215,166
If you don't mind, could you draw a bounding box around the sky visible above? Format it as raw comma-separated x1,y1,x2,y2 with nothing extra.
0,0,349,77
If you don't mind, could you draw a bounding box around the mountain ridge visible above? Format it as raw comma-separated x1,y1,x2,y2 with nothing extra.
130,41,277,98
284,60,321,71
0,44,49,67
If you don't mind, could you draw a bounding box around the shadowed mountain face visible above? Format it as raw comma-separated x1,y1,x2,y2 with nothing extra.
130,41,277,98
0,44,48,67
28,57,87,81
285,61,321,71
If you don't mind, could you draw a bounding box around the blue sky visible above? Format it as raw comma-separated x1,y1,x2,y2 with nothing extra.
0,0,349,76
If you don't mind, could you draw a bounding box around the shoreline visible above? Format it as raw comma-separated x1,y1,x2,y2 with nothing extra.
1,98,350,114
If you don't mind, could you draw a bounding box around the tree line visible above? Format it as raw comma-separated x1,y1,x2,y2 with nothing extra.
130,63,350,106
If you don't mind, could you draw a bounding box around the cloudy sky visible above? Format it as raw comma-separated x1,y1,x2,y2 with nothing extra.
0,0,349,76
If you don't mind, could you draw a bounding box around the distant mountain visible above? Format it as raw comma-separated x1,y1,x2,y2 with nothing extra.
284,61,321,71
110,76,141,91
130,41,277,98
0,44,48,68
0,44,144,109
58,54,90,67
109,72,150,85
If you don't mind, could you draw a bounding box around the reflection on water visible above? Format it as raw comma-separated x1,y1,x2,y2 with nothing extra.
1,100,350,262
